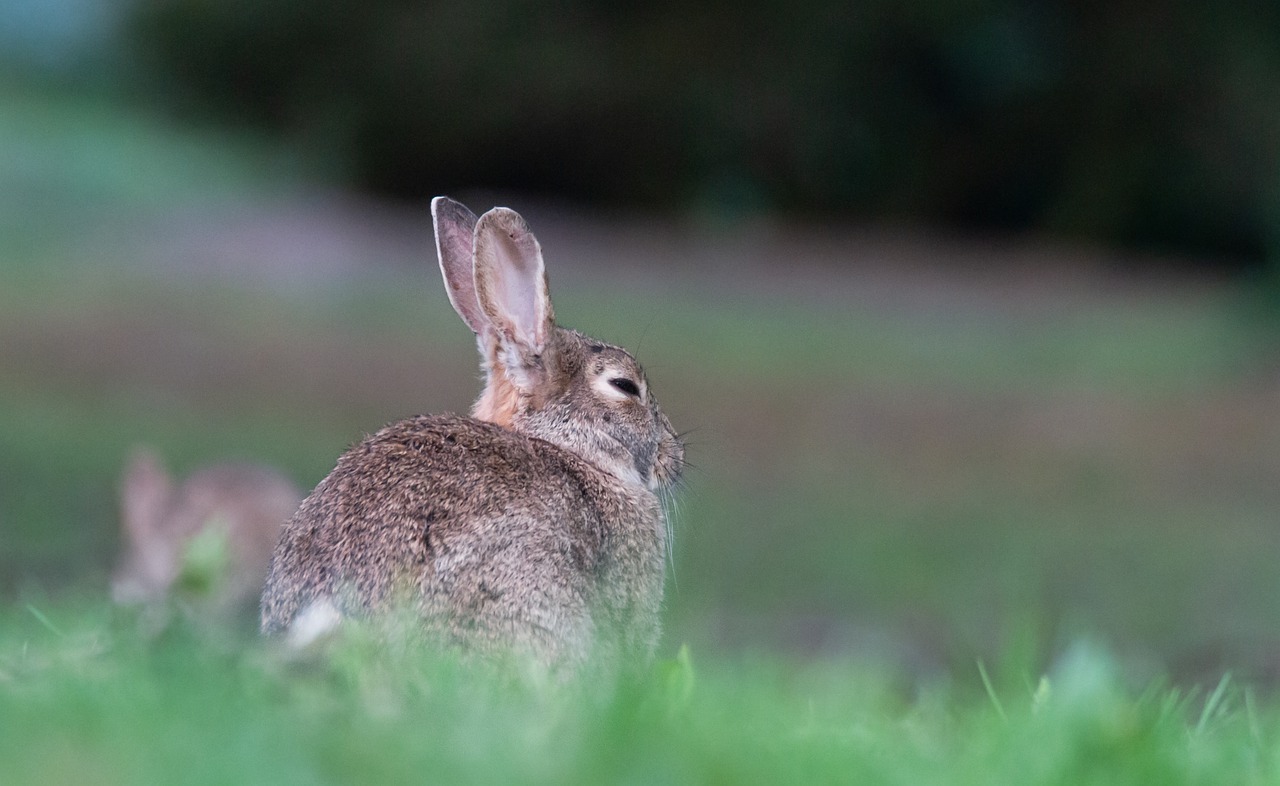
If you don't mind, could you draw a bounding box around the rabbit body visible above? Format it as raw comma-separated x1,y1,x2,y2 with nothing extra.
261,412,666,667
114,449,302,615
261,199,683,671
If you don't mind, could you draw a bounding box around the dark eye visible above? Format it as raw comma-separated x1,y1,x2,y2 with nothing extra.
609,377,641,397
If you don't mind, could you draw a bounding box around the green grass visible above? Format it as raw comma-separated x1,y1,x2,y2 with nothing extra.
1,603,1277,786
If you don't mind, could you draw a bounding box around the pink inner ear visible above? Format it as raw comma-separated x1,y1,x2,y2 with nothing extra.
475,207,552,353
489,228,542,342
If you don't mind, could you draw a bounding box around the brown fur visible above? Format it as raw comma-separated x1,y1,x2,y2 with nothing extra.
261,199,684,672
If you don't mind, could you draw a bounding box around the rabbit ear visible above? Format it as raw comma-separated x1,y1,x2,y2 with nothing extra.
432,197,488,334
473,207,556,388
120,447,172,540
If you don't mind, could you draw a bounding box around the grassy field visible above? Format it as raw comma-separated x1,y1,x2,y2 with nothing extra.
4,602,1280,786
5,83,1280,782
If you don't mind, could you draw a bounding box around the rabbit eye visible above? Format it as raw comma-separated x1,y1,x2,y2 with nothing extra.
609,378,641,397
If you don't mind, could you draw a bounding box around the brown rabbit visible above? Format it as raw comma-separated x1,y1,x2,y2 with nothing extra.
261,198,685,672
113,448,302,616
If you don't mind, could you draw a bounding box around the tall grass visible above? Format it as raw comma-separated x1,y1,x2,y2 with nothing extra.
1,602,1277,785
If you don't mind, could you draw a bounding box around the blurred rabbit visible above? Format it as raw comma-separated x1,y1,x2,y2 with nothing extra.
113,447,302,616
261,198,685,673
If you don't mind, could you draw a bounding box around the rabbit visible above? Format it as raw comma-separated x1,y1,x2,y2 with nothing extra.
113,447,302,617
260,197,685,673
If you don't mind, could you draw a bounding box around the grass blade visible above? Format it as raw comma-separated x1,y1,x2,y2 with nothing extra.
977,660,1007,722
25,604,65,638
1195,673,1232,735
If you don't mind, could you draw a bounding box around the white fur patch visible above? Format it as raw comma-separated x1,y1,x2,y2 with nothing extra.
286,597,343,649
610,460,647,490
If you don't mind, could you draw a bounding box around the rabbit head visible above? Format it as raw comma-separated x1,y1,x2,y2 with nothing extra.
433,197,684,493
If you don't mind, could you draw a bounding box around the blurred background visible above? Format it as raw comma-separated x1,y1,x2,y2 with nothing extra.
2,0,1279,681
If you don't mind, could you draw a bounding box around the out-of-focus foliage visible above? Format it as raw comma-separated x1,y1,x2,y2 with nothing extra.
122,0,1280,265
4,609,1278,786
0,0,118,81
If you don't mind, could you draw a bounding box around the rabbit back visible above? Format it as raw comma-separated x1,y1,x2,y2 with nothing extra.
260,413,666,666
